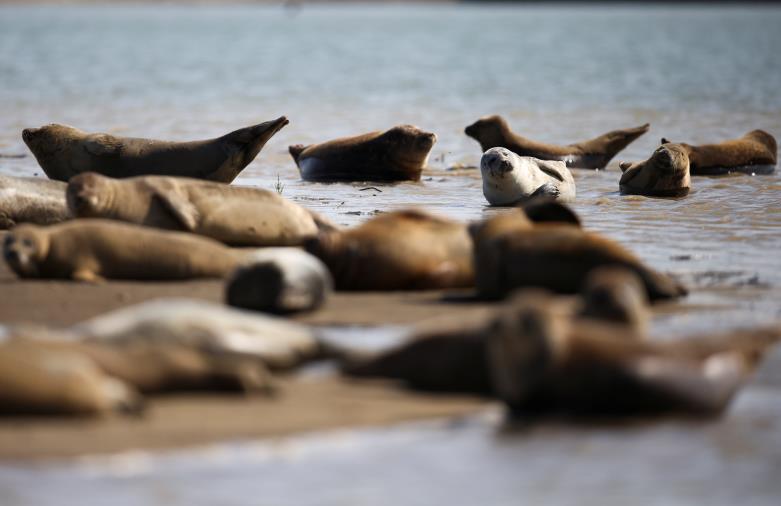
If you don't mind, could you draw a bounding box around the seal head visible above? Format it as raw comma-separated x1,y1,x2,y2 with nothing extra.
3,225,49,278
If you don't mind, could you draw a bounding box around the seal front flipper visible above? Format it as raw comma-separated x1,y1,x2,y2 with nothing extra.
72,268,106,284
535,160,566,182
146,182,201,231
529,183,560,200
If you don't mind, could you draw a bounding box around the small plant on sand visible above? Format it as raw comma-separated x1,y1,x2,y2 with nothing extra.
274,174,285,195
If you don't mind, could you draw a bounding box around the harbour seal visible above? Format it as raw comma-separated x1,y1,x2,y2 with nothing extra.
661,130,777,175
0,175,70,229
577,267,650,333
22,117,289,183
487,294,779,416
619,144,691,197
305,209,474,290
3,219,243,282
469,209,687,301
289,125,437,182
480,147,576,205
67,172,334,246
0,338,142,417
226,248,333,314
465,115,650,170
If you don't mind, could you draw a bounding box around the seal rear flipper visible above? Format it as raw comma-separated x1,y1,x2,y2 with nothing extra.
308,210,340,232
575,123,650,166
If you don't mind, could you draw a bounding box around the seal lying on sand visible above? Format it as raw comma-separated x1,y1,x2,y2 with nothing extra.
3,220,243,282
226,248,333,314
22,117,289,183
480,147,576,205
67,172,335,246
577,267,650,333
0,337,142,416
465,115,649,170
0,175,70,229
619,144,691,197
289,125,437,182
488,294,779,416
305,209,473,290
469,209,686,301
661,130,777,175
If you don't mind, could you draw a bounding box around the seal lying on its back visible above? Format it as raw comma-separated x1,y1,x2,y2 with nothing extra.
469,209,686,301
480,147,576,205
3,220,243,282
0,175,70,229
465,115,649,170
289,125,437,182
660,130,777,175
22,117,289,183
67,172,335,246
619,144,691,197
305,209,473,290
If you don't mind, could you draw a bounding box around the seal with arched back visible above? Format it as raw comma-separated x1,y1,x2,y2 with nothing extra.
660,130,777,175
22,117,289,183
289,125,437,182
465,115,649,170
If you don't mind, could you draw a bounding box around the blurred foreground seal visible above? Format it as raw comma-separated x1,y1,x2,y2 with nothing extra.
480,147,576,205
661,130,777,175
619,144,691,197
289,125,437,182
67,172,335,246
0,175,70,229
22,117,289,183
465,115,649,170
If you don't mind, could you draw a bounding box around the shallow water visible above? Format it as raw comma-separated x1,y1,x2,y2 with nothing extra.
0,3,780,504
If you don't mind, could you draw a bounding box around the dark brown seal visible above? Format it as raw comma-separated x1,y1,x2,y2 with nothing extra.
661,130,777,175
619,144,691,197
305,209,473,290
289,125,437,182
22,117,289,183
465,115,649,170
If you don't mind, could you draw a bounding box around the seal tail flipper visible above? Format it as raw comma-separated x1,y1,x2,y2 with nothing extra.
289,144,307,166
575,123,651,165
637,267,688,301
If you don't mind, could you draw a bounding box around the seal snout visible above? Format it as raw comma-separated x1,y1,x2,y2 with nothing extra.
21,128,36,144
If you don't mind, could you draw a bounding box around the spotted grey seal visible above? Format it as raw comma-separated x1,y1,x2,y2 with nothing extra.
0,175,70,229
480,147,576,205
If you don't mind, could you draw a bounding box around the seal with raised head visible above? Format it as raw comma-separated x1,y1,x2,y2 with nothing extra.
0,175,70,229
305,209,473,290
0,337,142,417
465,115,650,170
469,208,686,301
3,219,243,282
480,147,576,205
660,130,777,175
66,172,336,246
289,125,437,182
619,144,691,197
226,248,333,314
22,117,289,183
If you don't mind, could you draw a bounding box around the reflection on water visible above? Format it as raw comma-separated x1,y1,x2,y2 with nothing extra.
0,3,780,504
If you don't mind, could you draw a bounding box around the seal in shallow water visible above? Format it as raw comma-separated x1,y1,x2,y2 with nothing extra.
3,219,243,282
0,175,70,229
22,117,289,183
619,144,691,197
660,130,777,175
289,125,437,182
480,147,576,205
465,115,649,170
66,172,335,246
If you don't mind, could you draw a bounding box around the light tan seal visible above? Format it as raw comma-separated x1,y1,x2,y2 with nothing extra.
469,209,687,301
661,130,777,175
465,115,650,170
487,294,780,417
289,125,437,182
0,175,70,229
3,219,243,282
22,117,289,183
305,209,473,290
619,144,691,197
66,172,336,246
0,337,142,417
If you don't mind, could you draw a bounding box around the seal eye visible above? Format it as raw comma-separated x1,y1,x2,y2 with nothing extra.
3,235,13,247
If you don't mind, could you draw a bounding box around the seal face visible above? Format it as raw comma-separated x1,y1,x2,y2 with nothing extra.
305,209,473,290
661,130,777,175
66,172,327,246
480,147,576,205
465,115,650,170
0,176,70,229
619,144,691,198
22,117,289,183
289,125,437,182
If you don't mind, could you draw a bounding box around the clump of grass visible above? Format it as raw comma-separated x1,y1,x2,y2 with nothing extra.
274,174,285,195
